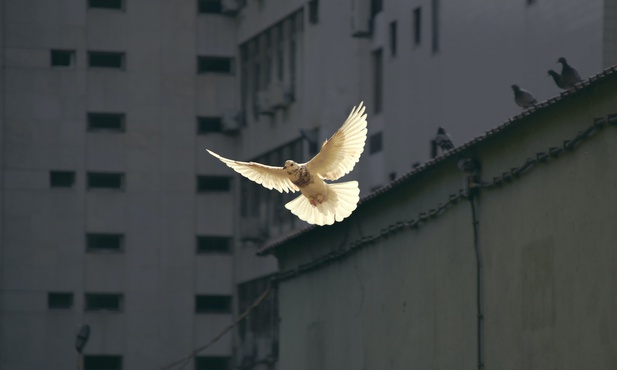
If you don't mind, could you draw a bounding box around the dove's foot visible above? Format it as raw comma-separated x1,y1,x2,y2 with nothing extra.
309,194,325,207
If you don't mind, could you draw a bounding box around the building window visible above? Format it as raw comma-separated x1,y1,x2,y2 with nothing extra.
86,233,124,252
308,0,319,24
197,56,234,74
195,295,232,313
527,0,537,4
389,21,397,56
195,356,231,370
197,116,223,134
84,355,123,370
369,131,383,154
48,292,74,310
372,49,383,114
84,293,123,312
198,0,222,13
413,7,421,46
87,113,125,132
50,50,75,67
88,51,125,69
197,236,232,254
87,172,125,190
50,171,76,188
197,175,231,192
88,0,124,10
431,0,439,53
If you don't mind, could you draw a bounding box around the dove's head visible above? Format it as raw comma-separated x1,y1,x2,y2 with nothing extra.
283,160,299,174
511,84,520,92
557,57,567,65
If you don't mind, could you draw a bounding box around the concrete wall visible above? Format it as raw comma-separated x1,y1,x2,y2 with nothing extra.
271,73,617,369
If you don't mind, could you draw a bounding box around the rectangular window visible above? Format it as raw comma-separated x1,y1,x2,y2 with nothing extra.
308,0,319,24
431,0,439,53
413,7,421,46
50,171,76,188
84,293,123,312
369,131,383,154
197,236,232,254
372,49,383,114
88,0,124,10
195,356,231,370
197,116,223,134
197,56,234,74
198,0,222,13
87,172,125,190
87,113,125,131
197,175,231,192
195,295,232,313
86,233,124,252
48,292,74,310
88,51,125,69
51,50,75,67
389,21,397,56
84,355,123,370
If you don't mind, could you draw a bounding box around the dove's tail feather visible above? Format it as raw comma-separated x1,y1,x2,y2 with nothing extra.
285,181,360,226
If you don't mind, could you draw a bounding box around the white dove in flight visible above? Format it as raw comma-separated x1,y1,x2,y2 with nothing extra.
207,102,368,226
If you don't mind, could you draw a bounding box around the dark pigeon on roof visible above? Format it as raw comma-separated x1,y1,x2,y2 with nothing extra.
548,69,567,90
511,84,537,109
558,57,582,88
435,127,454,151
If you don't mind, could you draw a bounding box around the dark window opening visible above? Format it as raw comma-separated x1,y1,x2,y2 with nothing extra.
431,0,439,53
413,7,422,46
197,116,223,134
87,173,124,190
88,51,125,69
372,49,383,114
50,171,76,188
195,356,231,370
88,0,124,10
370,131,383,154
195,295,232,313
197,176,231,192
197,236,232,253
86,233,124,252
87,113,125,131
48,292,74,309
51,50,75,67
84,355,123,370
238,276,278,341
198,56,234,74
85,293,123,312
198,0,222,13
308,0,319,24
389,21,397,56
527,0,537,4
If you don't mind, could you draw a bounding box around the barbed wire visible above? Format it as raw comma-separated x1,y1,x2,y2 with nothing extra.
272,113,617,284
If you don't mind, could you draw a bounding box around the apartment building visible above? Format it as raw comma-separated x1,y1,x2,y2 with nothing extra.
1,0,615,369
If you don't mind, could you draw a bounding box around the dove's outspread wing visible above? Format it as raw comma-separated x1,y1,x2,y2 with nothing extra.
206,149,299,193
306,102,368,180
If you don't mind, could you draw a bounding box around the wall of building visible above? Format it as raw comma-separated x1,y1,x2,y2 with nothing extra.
271,72,617,369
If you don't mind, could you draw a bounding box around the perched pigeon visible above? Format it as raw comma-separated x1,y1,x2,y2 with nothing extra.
511,84,537,109
548,69,567,90
557,57,582,88
207,102,368,226
434,127,454,152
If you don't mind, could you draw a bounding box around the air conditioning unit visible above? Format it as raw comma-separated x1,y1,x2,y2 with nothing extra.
351,0,371,38
257,90,275,115
269,82,287,109
221,0,239,15
221,109,241,134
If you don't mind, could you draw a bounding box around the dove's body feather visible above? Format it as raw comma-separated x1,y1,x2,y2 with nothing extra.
207,102,368,226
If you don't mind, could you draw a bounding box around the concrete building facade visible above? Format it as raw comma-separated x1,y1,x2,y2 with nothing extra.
1,0,616,369
261,67,617,370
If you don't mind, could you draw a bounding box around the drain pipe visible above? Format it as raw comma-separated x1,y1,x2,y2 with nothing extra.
458,157,484,370
469,196,484,370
